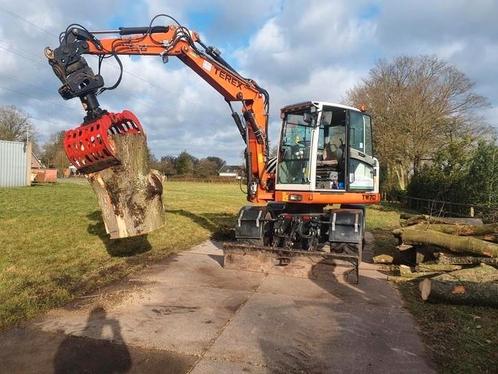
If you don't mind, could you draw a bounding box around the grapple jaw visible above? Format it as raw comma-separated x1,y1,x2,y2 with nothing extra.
63,110,144,174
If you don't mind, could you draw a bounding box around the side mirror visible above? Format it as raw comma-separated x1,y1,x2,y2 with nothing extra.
303,112,312,124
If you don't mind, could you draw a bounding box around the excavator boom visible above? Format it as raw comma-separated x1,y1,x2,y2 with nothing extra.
45,22,273,202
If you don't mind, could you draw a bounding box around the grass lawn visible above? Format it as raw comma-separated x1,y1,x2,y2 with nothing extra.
0,180,246,329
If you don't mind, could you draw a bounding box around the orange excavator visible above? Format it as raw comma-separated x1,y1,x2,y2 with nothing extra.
45,15,380,281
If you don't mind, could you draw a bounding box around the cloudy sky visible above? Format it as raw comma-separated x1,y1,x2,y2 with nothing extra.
0,0,497,163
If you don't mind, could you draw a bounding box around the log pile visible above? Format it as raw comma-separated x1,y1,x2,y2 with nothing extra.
387,213,498,306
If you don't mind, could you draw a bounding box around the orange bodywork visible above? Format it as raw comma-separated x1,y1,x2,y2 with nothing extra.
275,191,381,205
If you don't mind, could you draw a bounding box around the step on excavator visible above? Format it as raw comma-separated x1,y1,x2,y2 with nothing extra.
45,14,380,283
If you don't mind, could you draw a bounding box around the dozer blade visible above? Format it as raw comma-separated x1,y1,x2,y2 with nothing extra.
63,110,144,174
223,243,360,283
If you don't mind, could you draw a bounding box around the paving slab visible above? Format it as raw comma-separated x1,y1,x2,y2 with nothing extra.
0,240,435,373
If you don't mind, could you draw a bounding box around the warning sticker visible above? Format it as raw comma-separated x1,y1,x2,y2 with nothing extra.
202,60,212,72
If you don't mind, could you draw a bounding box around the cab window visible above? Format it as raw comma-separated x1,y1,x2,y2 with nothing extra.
349,111,364,152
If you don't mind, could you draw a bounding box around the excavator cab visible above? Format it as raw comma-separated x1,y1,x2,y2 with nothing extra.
276,101,379,196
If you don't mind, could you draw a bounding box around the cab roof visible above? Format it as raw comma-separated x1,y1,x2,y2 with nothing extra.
281,101,361,113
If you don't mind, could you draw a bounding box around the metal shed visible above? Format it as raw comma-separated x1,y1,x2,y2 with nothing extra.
0,140,31,187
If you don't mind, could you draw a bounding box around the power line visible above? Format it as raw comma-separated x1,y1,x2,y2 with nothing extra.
0,6,57,37
1,74,53,95
0,7,166,91
0,85,46,101
0,43,45,65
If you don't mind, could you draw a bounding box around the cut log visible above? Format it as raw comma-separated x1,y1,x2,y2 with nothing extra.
482,233,498,243
373,254,394,264
399,265,438,278
87,134,165,239
436,252,498,266
406,223,498,236
387,276,419,283
393,228,498,258
377,264,399,273
400,212,420,220
416,264,462,272
419,264,498,306
401,214,483,227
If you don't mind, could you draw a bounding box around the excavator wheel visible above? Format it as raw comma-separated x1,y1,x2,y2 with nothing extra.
63,110,144,174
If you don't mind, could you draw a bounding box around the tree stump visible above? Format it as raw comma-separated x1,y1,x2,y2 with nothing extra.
87,134,164,239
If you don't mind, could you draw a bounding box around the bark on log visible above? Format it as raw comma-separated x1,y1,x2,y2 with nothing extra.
399,265,438,278
393,229,498,258
415,264,462,272
436,252,498,266
377,264,399,273
87,134,164,239
401,215,483,227
406,223,498,236
419,264,498,306
482,233,498,243
387,275,419,283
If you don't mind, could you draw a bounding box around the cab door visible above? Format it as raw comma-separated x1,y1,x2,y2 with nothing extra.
347,111,376,191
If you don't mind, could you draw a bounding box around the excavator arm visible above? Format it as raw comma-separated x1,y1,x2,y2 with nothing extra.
45,21,274,202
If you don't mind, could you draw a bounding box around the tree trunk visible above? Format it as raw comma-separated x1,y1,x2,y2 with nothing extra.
406,223,497,236
401,215,483,227
419,264,498,306
393,228,498,258
87,134,165,239
399,264,437,278
436,252,498,266
483,233,498,243
415,264,462,272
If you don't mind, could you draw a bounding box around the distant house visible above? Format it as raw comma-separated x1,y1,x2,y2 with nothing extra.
218,165,243,179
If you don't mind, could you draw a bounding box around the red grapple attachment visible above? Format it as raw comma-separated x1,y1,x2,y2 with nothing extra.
63,110,144,174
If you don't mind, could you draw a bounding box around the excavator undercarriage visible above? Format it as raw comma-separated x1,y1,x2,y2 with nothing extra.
231,204,365,283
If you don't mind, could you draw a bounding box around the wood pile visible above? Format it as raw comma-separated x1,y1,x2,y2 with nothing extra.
383,213,498,306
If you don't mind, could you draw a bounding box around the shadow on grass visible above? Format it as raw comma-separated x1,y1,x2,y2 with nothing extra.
165,209,236,241
87,211,152,257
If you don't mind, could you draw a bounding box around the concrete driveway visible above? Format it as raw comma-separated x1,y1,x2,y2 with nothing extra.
0,240,435,373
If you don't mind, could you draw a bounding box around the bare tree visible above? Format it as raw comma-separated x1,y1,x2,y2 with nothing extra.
41,131,69,173
347,55,489,190
0,105,34,142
